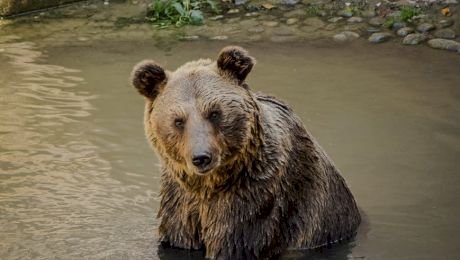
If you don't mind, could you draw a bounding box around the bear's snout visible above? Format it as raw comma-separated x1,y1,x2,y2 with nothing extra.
192,153,212,171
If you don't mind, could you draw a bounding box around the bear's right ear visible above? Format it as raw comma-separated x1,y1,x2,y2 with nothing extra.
131,60,167,100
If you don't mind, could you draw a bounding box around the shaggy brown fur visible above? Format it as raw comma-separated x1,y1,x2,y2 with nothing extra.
130,46,361,260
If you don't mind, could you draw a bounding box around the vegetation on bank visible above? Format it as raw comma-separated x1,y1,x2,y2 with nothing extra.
383,6,422,28
147,0,221,27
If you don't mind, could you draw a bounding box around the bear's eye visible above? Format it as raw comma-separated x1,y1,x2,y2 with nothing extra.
208,111,220,122
174,118,185,129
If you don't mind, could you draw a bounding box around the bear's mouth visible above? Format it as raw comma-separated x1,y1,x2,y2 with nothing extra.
194,163,215,175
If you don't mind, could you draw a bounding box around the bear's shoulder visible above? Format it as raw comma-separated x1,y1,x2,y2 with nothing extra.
254,92,293,114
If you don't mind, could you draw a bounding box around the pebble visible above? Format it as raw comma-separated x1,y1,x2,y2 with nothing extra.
434,29,456,39
279,0,299,4
362,10,376,18
396,27,414,37
392,21,406,31
227,9,240,14
210,35,228,40
303,17,325,28
328,17,343,23
234,0,247,5
368,32,392,43
337,10,353,18
416,23,435,33
283,9,306,18
333,31,360,42
245,12,259,17
347,17,363,23
179,35,199,41
262,21,279,27
286,18,299,25
77,37,89,41
367,27,381,33
428,38,460,52
248,25,265,33
402,33,427,45
369,17,385,27
438,19,454,28
209,15,224,21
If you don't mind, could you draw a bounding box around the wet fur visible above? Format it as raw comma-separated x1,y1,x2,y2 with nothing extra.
131,46,361,260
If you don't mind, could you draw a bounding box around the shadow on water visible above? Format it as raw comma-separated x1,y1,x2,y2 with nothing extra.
157,239,359,260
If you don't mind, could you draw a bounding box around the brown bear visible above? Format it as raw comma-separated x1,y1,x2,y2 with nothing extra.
130,46,361,260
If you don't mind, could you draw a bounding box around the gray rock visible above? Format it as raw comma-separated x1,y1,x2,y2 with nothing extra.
347,17,363,23
362,9,376,18
179,35,199,41
333,31,360,42
434,29,456,39
210,35,228,40
328,17,343,23
369,17,385,27
277,0,299,4
438,19,454,28
245,12,259,17
262,21,279,27
392,21,406,31
286,18,299,25
227,9,240,14
412,14,427,21
209,15,224,21
402,33,427,45
367,27,381,33
416,23,435,33
337,9,353,18
428,38,460,52
234,0,247,5
396,27,414,37
368,32,392,43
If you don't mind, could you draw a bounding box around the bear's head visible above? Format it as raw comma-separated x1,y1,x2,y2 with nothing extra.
131,46,261,182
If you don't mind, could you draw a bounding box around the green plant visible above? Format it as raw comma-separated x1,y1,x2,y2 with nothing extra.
306,4,322,16
399,5,420,22
148,0,205,28
383,16,396,28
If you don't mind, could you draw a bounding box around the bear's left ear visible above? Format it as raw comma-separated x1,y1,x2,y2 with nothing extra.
217,46,256,84
131,60,167,100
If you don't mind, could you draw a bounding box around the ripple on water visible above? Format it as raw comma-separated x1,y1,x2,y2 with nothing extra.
0,37,158,259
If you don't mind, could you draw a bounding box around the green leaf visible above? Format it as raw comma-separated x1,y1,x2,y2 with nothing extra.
172,2,185,16
190,10,203,25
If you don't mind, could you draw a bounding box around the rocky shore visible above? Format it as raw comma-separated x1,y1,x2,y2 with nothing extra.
0,0,459,53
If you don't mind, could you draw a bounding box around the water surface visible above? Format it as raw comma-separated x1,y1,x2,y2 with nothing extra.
1,37,459,260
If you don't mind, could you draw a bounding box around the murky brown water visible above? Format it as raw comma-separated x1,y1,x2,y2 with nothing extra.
1,35,459,260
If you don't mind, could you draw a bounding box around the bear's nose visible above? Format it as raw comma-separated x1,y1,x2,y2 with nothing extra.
192,153,212,168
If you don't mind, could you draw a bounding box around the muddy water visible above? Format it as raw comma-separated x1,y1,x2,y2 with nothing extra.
0,36,459,260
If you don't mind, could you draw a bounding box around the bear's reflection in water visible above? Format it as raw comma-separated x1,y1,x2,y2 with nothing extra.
157,241,355,260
